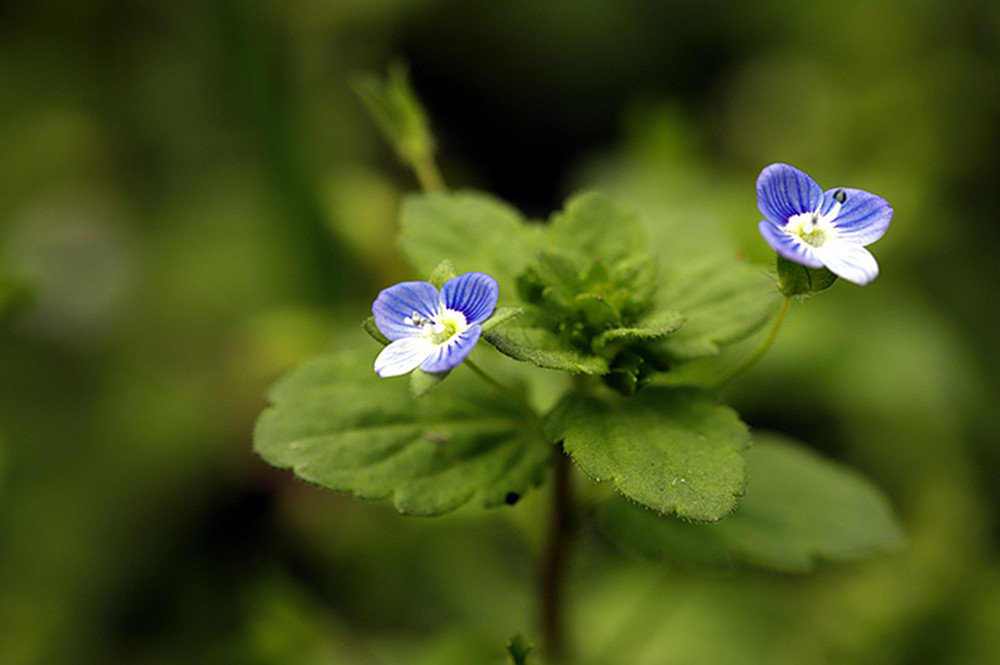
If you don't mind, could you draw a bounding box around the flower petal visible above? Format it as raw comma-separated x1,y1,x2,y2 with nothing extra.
374,336,436,377
440,272,499,324
758,220,825,268
823,187,893,245
372,281,440,341
756,163,824,224
812,242,879,286
420,325,482,373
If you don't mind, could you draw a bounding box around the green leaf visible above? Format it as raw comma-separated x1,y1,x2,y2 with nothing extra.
427,259,458,288
534,250,584,312
545,191,645,264
573,292,620,329
254,353,553,515
657,258,778,360
483,309,609,375
400,191,539,297
546,388,751,521
597,433,903,571
593,309,685,350
399,189,777,380
607,253,658,312
776,255,837,297
482,306,522,333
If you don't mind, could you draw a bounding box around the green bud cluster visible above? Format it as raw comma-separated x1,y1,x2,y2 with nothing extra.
515,248,670,394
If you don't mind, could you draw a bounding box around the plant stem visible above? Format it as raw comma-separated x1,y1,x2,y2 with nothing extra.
464,359,521,401
412,155,445,193
464,359,575,659
713,296,791,388
540,448,574,662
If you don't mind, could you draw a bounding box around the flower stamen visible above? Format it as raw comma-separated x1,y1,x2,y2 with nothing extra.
404,308,467,343
404,312,428,328
788,212,828,247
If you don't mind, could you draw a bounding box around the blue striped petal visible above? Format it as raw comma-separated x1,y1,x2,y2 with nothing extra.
420,325,483,373
756,163,823,224
372,281,439,341
824,187,893,245
440,272,499,324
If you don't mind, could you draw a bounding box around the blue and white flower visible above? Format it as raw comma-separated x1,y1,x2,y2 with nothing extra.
372,271,499,377
757,163,893,285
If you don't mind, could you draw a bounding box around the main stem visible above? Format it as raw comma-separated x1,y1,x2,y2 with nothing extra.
540,448,574,662
412,150,572,659
463,359,575,658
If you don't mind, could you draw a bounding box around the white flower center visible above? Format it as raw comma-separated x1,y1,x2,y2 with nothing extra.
787,190,845,248
788,211,829,247
405,307,469,344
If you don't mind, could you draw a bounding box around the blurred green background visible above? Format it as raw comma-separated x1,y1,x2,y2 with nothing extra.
2,0,1000,663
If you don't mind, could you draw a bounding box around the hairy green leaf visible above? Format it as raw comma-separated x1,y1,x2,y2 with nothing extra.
254,353,553,515
400,191,539,298
657,258,778,360
547,387,750,521
484,312,609,375
598,433,903,571
545,191,645,264
482,306,522,333
593,310,685,350
427,259,458,288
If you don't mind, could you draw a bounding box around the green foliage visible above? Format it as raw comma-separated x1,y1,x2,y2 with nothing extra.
591,310,685,351
655,257,778,360
351,64,436,172
253,353,553,515
361,316,391,345
776,255,838,297
481,306,523,332
402,189,774,394
6,1,998,663
597,433,903,571
547,388,751,521
427,258,458,288
400,190,540,295
483,308,610,375
0,274,32,322
545,191,647,265
506,634,534,665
